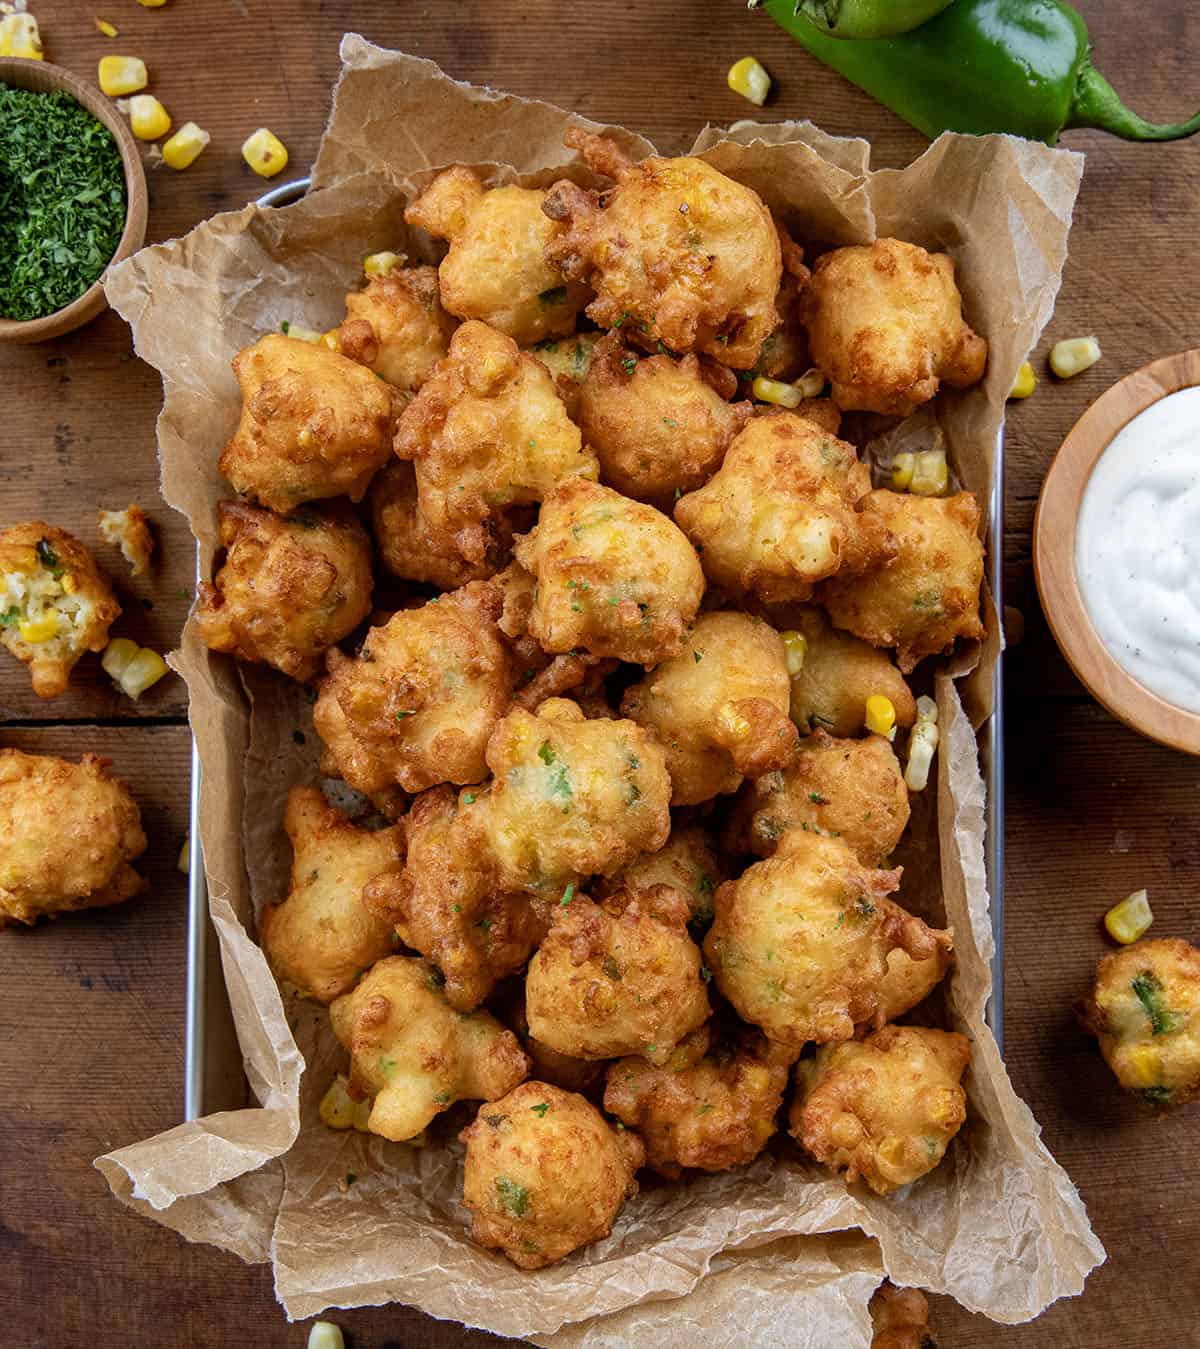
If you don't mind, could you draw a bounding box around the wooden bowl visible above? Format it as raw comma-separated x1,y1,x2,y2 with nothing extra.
0,57,148,344
1034,349,1200,755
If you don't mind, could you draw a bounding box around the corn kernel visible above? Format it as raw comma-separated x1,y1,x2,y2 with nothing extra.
915,694,938,724
19,613,58,644
0,13,44,60
321,329,341,351
794,367,825,399
307,1323,345,1349
1124,1044,1162,1088
910,449,949,497
101,637,139,680
162,121,210,170
891,452,915,491
128,93,171,141
865,694,896,738
363,251,405,278
728,56,771,106
242,127,289,178
780,630,807,677
1104,888,1153,945
716,700,753,743
905,711,940,791
177,834,190,874
1009,361,1037,399
137,0,169,6
60,572,78,594
1049,336,1101,379
319,1076,358,1129
752,375,803,408
98,55,147,97
95,18,119,37
116,646,169,699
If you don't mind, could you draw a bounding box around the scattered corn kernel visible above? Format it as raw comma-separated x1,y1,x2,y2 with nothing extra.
103,643,169,699
1124,1044,1162,1088
1104,888,1153,945
320,329,341,351
910,448,949,497
905,697,940,791
865,694,896,739
319,1074,372,1131
1008,361,1037,399
307,1323,345,1349
794,367,825,399
162,120,209,170
18,613,58,644
95,17,119,37
98,54,147,96
101,637,139,681
177,834,190,875
128,93,171,141
891,453,915,491
242,126,288,178
280,320,322,343
363,250,405,278
1049,335,1101,379
0,13,44,59
137,0,169,7
752,375,803,408
780,630,807,677
728,55,771,106
716,700,753,742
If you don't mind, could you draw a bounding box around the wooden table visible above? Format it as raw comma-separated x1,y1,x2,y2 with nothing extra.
2,3,1197,1344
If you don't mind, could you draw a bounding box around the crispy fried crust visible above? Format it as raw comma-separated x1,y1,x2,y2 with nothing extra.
336,265,457,390
97,504,155,577
596,823,725,935
870,1281,937,1349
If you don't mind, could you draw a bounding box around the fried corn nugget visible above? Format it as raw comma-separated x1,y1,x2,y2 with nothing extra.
313,581,512,796
544,131,781,369
259,787,401,1003
754,264,812,382
819,490,985,673
394,320,598,564
405,167,590,345
496,986,608,1098
597,823,725,934
0,749,146,926
330,955,529,1141
874,946,953,1026
460,1081,644,1269
870,1281,937,1349
362,785,544,1012
527,332,599,419
525,884,710,1064
218,334,396,514
577,334,752,507
703,830,952,1049
334,265,457,391
97,504,154,577
514,478,704,667
368,460,513,588
674,412,892,605
727,730,910,866
790,1023,970,1194
801,238,987,416
779,605,916,738
483,698,672,892
620,612,797,805
196,501,374,683
603,1022,793,1177
1079,938,1200,1108
0,522,120,699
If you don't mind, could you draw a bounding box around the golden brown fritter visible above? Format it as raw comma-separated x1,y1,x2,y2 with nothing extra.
514,477,705,668
703,830,952,1049
790,1024,970,1194
726,730,910,866
577,334,752,507
673,412,893,605
597,823,725,934
368,460,513,589
97,504,155,577
1079,938,1200,1108
819,490,985,673
870,1281,937,1349
603,1022,793,1177
313,581,512,797
361,785,545,1013
258,787,401,1003
334,265,457,390
873,946,954,1026
405,167,590,345
777,605,917,738
527,332,599,419
525,884,710,1064
544,131,781,369
459,1081,644,1269
195,500,374,683
218,334,396,514
329,955,529,1142
482,698,672,893
754,264,812,382
620,612,797,806
0,749,146,926
0,522,120,699
495,986,608,1098
801,238,987,416
394,319,599,564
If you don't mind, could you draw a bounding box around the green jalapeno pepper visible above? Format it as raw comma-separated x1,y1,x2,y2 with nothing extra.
759,0,1200,143
793,0,955,40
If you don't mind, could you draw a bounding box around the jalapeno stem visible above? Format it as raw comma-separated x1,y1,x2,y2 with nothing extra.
1069,62,1200,141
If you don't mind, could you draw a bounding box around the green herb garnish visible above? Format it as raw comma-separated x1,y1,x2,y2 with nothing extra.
36,538,63,577
560,882,575,907
494,1175,529,1217
530,1102,550,1117
0,606,19,628
1132,971,1181,1036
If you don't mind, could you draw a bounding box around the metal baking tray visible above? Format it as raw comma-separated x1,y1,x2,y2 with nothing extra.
185,178,1007,1118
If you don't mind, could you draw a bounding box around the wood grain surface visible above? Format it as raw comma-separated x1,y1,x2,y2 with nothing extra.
2,3,1198,1346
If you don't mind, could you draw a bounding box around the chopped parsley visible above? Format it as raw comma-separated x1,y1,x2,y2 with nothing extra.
433,1091,452,1105
538,741,557,766
1132,971,1181,1036
1141,1085,1173,1105
602,955,623,981
463,792,476,804
808,792,829,805
494,1175,529,1217
560,882,575,907
663,417,678,429
621,355,638,375
475,917,493,933
700,964,712,983
697,1102,713,1115
0,606,19,628
36,538,64,577
395,709,416,721
693,650,703,663
530,1101,550,1117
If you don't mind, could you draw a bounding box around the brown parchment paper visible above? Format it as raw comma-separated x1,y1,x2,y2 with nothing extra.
95,36,1104,1341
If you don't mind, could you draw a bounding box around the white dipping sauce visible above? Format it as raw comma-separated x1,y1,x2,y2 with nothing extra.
1075,386,1200,713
